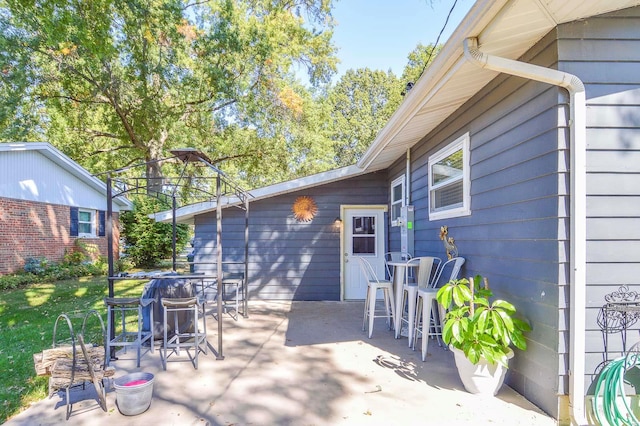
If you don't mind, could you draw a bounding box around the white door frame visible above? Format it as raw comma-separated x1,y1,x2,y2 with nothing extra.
339,205,388,301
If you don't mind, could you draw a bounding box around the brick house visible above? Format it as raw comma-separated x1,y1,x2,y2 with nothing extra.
0,142,132,274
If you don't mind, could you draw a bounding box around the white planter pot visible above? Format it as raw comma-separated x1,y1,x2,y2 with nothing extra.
451,346,514,396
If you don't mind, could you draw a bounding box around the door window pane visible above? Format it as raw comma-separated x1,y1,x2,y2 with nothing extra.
352,216,376,254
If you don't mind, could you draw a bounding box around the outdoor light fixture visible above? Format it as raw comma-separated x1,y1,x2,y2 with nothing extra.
334,217,343,226
401,81,414,96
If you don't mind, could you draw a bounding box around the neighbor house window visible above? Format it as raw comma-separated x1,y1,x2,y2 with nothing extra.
390,175,405,226
70,207,104,237
78,209,94,237
428,133,471,220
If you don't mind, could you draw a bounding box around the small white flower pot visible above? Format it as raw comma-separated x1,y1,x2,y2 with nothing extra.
451,346,514,396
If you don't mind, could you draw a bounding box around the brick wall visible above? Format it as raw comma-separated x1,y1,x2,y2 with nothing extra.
0,197,120,274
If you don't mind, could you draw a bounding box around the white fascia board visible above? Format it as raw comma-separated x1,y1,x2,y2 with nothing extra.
0,142,133,210
249,164,366,201
153,164,367,223
356,0,506,170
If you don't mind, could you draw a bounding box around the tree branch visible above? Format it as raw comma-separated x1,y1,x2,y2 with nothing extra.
101,62,145,151
87,130,121,140
89,145,132,155
33,93,109,105
31,46,104,94
183,1,208,10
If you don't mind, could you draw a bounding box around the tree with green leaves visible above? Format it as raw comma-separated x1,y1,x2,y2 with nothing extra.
326,68,402,166
0,0,338,189
400,42,441,90
325,43,442,167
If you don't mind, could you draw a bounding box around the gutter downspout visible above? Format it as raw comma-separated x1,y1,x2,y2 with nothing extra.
463,38,587,425
406,148,411,205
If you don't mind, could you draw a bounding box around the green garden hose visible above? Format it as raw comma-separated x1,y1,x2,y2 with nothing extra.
592,350,640,425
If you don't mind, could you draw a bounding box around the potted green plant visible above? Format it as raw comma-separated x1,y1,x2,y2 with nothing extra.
436,275,531,395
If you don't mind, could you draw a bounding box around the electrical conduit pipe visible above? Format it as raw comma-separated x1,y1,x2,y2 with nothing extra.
463,37,587,425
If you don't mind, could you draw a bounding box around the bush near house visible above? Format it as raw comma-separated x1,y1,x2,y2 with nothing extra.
0,255,109,291
120,197,189,268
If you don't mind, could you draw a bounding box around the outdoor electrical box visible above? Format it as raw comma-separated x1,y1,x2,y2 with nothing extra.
399,205,414,255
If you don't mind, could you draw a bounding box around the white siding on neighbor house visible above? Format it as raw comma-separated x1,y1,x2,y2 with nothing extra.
0,150,109,210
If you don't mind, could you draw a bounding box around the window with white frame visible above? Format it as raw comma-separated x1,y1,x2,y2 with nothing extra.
390,175,405,226
78,209,95,237
428,133,471,220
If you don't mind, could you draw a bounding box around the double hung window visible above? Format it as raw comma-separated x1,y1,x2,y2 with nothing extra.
78,209,95,237
390,175,405,226
428,133,471,220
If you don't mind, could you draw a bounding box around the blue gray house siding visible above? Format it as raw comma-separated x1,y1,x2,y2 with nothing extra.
558,5,640,395
193,171,387,301
387,30,566,417
384,7,640,419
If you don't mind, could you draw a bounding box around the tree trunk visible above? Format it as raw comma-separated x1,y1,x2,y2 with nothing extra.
145,131,168,194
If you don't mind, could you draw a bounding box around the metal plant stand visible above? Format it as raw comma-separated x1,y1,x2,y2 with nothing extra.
597,285,640,363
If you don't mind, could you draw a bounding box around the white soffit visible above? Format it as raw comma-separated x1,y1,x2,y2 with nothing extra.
358,0,640,171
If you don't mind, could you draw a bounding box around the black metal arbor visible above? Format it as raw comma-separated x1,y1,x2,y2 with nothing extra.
102,148,250,359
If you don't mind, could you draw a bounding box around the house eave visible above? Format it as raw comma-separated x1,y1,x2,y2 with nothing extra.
0,142,133,210
357,0,640,171
153,164,369,224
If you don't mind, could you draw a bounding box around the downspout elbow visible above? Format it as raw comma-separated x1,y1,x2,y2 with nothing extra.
463,37,488,68
464,38,585,94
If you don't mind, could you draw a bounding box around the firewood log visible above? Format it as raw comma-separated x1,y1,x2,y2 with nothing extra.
33,345,106,376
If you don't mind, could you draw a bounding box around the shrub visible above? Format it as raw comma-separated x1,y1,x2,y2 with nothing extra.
63,250,86,264
120,197,189,268
93,256,108,275
23,257,48,274
74,239,100,261
0,273,38,290
115,257,135,273
0,256,107,291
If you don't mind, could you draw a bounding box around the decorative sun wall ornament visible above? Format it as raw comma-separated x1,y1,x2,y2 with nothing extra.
292,196,318,222
440,225,458,260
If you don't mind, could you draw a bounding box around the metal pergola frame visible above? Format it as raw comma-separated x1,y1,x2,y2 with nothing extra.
102,148,250,359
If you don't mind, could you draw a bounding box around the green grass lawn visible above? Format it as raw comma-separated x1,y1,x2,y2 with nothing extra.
0,276,147,423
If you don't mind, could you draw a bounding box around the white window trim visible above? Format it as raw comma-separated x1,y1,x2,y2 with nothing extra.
428,133,471,220
390,174,405,227
78,208,96,238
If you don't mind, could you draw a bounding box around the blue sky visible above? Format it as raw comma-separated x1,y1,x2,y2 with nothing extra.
331,0,473,77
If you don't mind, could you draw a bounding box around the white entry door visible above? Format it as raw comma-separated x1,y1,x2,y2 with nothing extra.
343,207,386,300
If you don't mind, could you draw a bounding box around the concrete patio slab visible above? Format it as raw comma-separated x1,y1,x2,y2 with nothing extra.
5,301,557,425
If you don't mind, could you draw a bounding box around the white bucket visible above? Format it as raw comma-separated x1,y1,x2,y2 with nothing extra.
114,372,154,416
